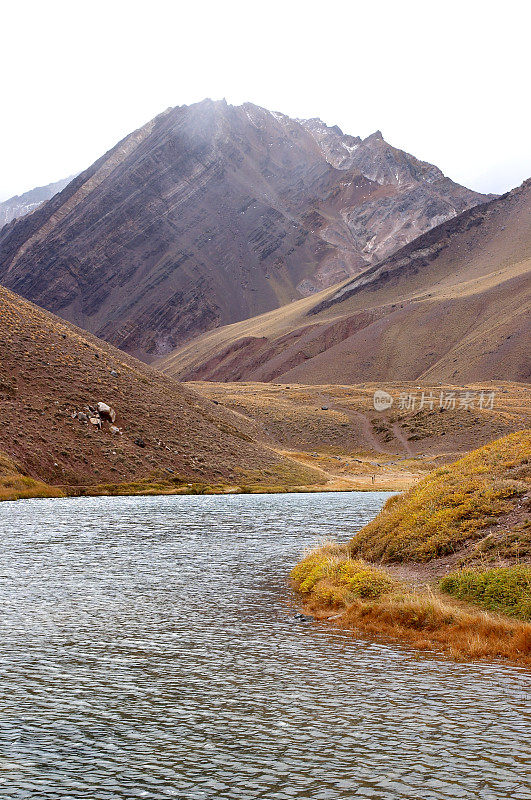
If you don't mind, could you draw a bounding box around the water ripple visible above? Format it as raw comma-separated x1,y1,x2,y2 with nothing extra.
0,492,529,799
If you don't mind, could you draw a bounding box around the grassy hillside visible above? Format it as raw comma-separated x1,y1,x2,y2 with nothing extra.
0,451,63,501
291,432,531,662
440,565,530,620
350,430,530,563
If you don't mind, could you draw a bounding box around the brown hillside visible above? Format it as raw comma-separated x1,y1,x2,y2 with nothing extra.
188,381,531,457
0,285,320,492
160,180,530,384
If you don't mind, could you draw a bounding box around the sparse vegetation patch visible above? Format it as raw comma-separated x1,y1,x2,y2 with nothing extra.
291,542,531,664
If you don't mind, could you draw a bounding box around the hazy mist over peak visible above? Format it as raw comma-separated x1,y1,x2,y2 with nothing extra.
1,1,529,200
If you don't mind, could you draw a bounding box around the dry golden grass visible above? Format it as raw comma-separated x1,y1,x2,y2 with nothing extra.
280,450,426,492
350,430,531,562
187,381,531,492
0,451,63,502
292,543,531,664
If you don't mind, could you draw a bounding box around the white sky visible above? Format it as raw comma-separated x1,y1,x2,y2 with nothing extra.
1,0,529,200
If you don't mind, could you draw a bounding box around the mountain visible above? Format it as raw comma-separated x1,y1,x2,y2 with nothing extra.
0,100,487,361
158,179,531,384
0,176,73,228
0,283,319,493
300,119,491,265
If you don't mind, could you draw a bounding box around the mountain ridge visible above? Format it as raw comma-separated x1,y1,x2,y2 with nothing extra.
0,176,74,229
0,99,488,360
158,178,530,384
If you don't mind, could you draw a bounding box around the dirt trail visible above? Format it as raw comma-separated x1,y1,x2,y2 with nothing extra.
345,409,392,454
316,390,395,455
391,422,415,456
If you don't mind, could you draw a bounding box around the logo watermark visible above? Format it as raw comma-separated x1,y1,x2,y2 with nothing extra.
373,389,496,411
373,389,394,411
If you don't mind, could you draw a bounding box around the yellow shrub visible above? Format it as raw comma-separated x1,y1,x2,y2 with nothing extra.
291,544,398,605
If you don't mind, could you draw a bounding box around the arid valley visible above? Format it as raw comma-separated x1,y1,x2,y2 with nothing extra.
1,3,530,798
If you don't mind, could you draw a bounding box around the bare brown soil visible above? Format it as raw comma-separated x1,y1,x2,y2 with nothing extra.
161,179,530,385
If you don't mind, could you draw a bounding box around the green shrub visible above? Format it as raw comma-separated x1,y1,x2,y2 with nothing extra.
440,565,531,620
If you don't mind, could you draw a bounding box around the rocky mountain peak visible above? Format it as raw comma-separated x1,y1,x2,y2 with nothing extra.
364,130,384,141
0,100,490,361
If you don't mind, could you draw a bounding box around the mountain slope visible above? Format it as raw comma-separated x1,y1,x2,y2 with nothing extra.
159,179,530,384
301,119,491,264
0,100,487,360
0,284,320,492
350,430,531,564
0,176,73,228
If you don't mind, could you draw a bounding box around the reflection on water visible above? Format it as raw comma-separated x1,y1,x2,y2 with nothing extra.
0,492,529,799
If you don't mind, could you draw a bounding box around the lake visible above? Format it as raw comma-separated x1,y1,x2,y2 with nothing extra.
0,492,529,799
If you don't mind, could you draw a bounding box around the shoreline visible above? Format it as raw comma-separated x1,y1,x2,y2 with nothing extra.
0,481,397,503
291,544,531,666
1,461,405,502
296,595,531,667
1,444,426,503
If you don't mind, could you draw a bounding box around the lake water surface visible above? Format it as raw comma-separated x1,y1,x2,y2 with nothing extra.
0,492,529,799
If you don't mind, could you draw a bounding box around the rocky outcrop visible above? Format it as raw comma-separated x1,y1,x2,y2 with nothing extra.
302,119,495,263
73,402,117,427
0,100,488,361
96,402,116,423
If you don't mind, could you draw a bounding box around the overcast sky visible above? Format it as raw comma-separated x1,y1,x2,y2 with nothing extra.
1,0,529,200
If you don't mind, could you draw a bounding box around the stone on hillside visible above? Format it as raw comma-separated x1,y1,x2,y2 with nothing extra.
97,402,116,423
109,425,121,435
